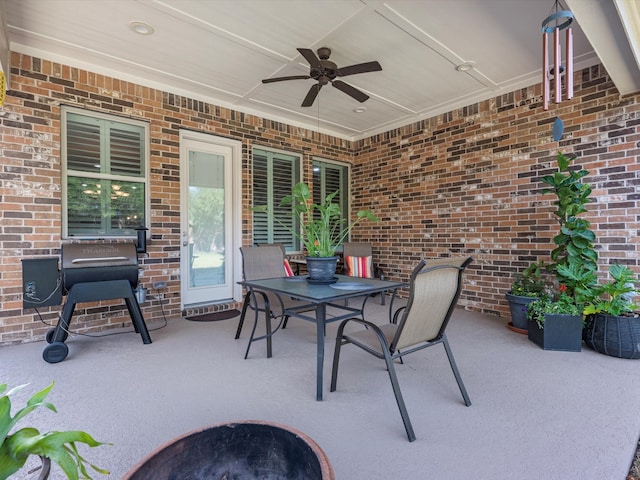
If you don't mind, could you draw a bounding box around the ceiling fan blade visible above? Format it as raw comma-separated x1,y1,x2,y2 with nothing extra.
332,80,369,103
297,48,322,69
336,61,382,77
301,84,321,107
262,75,311,84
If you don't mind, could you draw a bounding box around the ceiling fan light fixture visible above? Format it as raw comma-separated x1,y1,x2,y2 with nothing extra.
129,21,154,35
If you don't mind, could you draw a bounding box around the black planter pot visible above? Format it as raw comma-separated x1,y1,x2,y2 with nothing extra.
306,256,339,284
505,292,538,331
528,314,582,352
583,313,640,359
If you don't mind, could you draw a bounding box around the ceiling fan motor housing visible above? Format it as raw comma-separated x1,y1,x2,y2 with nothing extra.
311,61,337,81
317,47,331,59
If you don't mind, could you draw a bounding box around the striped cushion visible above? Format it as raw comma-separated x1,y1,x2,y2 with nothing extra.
345,255,373,278
283,259,294,277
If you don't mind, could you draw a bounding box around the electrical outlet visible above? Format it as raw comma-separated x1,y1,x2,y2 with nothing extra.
25,281,36,297
153,281,167,289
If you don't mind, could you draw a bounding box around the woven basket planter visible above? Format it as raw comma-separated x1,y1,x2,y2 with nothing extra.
583,313,640,359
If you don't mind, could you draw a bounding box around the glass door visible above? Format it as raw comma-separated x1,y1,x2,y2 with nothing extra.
180,132,241,306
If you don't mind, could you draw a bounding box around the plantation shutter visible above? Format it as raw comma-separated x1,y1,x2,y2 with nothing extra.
64,109,147,237
108,123,145,177
252,148,301,251
312,160,348,235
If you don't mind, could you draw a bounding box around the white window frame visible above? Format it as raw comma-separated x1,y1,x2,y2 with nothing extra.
61,106,150,239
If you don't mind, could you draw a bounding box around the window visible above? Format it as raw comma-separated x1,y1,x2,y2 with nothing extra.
312,158,349,234
252,147,301,251
62,107,148,238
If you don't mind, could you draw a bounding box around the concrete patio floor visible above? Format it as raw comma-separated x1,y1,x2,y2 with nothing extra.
1,300,639,479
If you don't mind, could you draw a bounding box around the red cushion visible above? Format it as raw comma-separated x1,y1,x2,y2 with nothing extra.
283,259,294,277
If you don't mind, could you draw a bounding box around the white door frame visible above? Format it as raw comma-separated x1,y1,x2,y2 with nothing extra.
179,129,243,308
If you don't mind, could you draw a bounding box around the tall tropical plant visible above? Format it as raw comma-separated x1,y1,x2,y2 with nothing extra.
540,152,598,297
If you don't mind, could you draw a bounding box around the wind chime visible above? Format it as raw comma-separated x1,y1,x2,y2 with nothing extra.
542,1,574,140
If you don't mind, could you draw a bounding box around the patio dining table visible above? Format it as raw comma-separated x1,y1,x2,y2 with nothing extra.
240,275,405,400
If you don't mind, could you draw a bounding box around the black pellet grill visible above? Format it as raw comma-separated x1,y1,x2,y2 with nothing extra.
43,243,152,363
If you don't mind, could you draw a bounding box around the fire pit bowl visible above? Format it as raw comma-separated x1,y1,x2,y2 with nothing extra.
122,420,334,480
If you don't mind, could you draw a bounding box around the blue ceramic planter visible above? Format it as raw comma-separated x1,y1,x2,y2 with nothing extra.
505,292,538,331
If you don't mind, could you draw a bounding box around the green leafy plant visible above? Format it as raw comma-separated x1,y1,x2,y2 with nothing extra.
540,151,598,296
541,152,638,318
510,260,550,298
580,264,637,316
0,381,109,480
254,182,378,257
526,291,582,330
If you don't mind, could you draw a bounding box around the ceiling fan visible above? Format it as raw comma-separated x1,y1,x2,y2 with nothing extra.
262,47,382,107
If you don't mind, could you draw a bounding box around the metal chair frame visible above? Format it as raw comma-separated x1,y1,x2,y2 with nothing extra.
236,245,313,359
330,256,473,441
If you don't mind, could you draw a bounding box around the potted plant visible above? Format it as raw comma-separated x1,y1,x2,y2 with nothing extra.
540,151,640,358
255,182,378,283
518,151,598,349
581,264,640,359
1,381,109,479
505,260,550,333
540,151,598,296
526,289,583,351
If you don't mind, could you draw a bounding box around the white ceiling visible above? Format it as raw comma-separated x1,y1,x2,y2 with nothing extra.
3,0,640,141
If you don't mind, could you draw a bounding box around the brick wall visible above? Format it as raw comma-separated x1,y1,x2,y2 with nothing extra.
0,53,638,344
0,52,352,344
350,65,640,317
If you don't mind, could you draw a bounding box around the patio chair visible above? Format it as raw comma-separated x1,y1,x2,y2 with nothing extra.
236,245,311,359
343,242,386,304
256,243,295,277
330,256,473,442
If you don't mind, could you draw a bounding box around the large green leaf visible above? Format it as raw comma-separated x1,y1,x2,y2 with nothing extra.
0,382,109,479
571,237,590,249
557,152,571,170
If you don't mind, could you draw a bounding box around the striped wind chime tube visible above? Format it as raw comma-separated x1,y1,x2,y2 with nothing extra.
542,5,574,110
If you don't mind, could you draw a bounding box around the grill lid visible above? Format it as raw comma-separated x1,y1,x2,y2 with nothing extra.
62,243,138,270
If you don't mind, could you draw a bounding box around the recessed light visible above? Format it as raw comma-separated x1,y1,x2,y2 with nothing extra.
456,62,475,72
129,21,154,35
353,107,367,113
